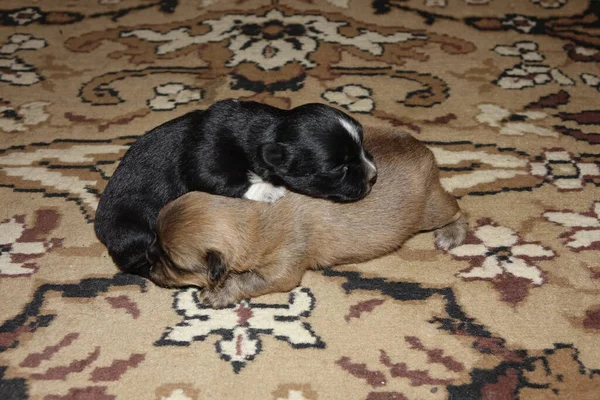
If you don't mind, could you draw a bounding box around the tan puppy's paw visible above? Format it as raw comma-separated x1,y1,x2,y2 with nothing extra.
434,214,468,250
244,172,286,203
200,288,238,308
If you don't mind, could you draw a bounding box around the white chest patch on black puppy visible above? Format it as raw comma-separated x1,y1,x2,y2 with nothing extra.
244,172,286,203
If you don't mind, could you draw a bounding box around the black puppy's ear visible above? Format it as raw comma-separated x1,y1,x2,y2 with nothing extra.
259,143,288,171
206,250,227,284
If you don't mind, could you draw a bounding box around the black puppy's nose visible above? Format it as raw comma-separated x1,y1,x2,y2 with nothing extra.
369,174,378,186
366,165,377,186
363,154,378,187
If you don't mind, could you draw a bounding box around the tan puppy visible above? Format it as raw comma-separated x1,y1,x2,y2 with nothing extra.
147,127,467,308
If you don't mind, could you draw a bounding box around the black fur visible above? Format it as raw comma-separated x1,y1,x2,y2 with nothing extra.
94,99,376,277
146,236,171,270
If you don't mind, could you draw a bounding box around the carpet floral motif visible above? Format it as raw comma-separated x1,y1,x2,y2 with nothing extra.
0,210,62,277
156,287,324,373
448,218,554,304
544,202,600,251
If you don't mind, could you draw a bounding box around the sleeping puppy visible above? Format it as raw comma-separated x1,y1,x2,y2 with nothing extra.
147,127,468,308
94,100,377,278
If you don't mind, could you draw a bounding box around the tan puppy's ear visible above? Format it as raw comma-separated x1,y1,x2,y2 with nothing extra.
207,250,227,285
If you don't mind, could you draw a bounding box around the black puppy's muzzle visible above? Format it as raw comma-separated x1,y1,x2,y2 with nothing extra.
331,160,378,202
327,180,371,202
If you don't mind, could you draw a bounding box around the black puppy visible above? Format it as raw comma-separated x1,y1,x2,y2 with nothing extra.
94,99,377,277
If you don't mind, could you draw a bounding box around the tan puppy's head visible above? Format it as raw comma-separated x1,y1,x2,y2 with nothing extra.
146,194,243,290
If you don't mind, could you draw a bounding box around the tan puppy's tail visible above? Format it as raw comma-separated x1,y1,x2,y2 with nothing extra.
434,211,468,250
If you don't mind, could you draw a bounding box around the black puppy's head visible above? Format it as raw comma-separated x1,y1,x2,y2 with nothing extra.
258,104,377,202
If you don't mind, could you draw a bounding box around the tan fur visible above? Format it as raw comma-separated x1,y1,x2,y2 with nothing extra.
149,127,468,307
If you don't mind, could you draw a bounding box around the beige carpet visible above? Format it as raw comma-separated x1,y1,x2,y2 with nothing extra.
1,1,599,399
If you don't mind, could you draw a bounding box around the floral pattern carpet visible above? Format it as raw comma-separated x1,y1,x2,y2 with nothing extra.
1,1,599,399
